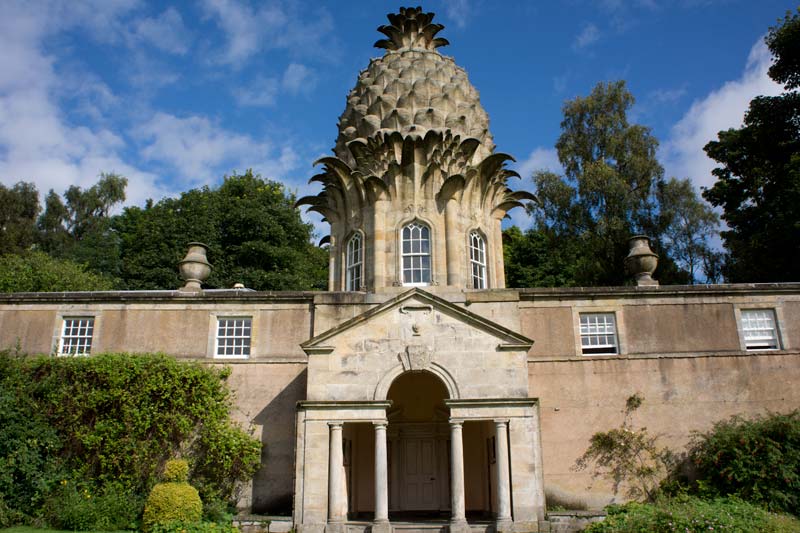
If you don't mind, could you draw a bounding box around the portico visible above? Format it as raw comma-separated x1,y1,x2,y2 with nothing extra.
293,289,547,533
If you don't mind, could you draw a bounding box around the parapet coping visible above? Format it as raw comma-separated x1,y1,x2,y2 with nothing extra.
0,282,798,304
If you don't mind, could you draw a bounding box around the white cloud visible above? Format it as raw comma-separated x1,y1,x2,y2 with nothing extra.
443,0,471,29
0,1,170,206
233,76,279,107
135,112,298,185
516,147,562,179
663,39,782,191
282,63,316,94
132,7,191,55
573,23,600,49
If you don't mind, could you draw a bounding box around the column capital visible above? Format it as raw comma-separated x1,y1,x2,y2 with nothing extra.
449,419,464,428
328,422,343,429
373,421,388,429
494,419,510,427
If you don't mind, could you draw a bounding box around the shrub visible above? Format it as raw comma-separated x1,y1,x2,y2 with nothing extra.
574,394,675,501
151,520,240,533
44,480,143,531
0,350,261,525
143,481,203,531
684,410,800,513
584,495,800,533
164,459,190,482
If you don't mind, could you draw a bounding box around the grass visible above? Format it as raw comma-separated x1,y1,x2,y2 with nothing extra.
1,528,132,533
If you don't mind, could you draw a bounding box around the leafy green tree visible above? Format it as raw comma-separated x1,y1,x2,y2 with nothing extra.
37,173,127,278
0,182,40,255
656,178,720,284
503,226,581,288
702,10,800,282
0,251,115,292
525,81,715,286
114,170,328,291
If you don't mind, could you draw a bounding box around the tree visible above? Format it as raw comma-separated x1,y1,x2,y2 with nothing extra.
525,81,715,286
113,170,328,291
702,10,800,282
0,251,115,292
37,173,127,277
503,226,581,288
0,181,40,255
656,178,720,284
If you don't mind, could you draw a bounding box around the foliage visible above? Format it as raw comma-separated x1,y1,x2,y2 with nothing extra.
0,182,40,255
584,495,800,533
0,351,261,527
37,173,127,278
681,410,800,513
503,226,581,288
0,351,62,527
164,459,190,483
143,482,203,531
150,521,239,533
113,170,328,291
574,394,675,501
702,10,800,282
0,251,115,293
43,480,142,531
526,81,716,286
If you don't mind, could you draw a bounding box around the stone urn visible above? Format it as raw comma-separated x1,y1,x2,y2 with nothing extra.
625,235,659,286
178,242,211,292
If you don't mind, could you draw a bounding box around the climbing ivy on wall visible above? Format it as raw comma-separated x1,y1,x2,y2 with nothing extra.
0,351,261,528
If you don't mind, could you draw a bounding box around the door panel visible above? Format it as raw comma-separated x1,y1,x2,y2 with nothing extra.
402,437,439,510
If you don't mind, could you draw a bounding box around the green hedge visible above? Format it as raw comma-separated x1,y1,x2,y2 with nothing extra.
0,351,261,528
684,410,800,513
585,496,800,533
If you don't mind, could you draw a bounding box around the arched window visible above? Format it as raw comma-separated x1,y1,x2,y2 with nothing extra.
401,221,431,285
346,233,363,291
469,231,487,289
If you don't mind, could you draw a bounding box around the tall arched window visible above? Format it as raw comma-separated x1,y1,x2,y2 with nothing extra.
469,230,487,289
402,221,431,285
346,233,363,291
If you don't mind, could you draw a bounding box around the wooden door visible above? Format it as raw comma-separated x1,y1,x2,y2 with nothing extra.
402,437,439,510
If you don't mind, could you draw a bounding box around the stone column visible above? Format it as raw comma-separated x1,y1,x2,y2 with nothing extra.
372,200,387,290
373,422,390,531
449,421,468,531
328,423,347,525
445,199,462,287
493,217,505,288
494,420,512,530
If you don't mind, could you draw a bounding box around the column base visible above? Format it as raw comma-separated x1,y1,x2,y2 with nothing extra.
371,520,391,533
449,520,470,533
325,522,347,533
495,518,513,533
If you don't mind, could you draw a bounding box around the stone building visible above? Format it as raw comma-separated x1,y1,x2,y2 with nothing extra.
1,7,799,533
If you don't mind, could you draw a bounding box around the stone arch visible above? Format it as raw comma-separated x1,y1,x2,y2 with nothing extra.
374,362,460,400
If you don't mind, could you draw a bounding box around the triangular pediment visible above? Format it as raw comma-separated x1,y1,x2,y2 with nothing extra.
301,288,532,354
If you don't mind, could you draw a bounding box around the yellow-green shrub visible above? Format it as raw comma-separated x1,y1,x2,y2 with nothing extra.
143,481,202,531
164,459,190,483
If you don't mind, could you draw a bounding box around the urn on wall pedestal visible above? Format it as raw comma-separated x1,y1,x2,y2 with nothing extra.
625,235,659,286
178,242,212,292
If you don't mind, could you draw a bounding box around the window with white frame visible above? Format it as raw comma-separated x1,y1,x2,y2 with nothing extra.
401,221,431,285
579,313,618,355
469,230,487,289
740,309,780,350
346,233,363,291
215,317,252,358
58,317,95,356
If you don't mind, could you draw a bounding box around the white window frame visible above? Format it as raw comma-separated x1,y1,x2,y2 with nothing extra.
213,316,253,359
57,316,95,356
738,308,781,351
578,312,619,355
345,232,364,291
400,220,432,286
468,230,488,289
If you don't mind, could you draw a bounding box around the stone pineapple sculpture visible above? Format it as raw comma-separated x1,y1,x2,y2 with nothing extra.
298,7,535,291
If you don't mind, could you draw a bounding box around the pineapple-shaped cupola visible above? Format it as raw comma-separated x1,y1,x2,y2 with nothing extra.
298,6,535,293
374,7,450,51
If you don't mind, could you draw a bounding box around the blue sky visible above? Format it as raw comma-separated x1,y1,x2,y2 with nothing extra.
0,0,792,237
